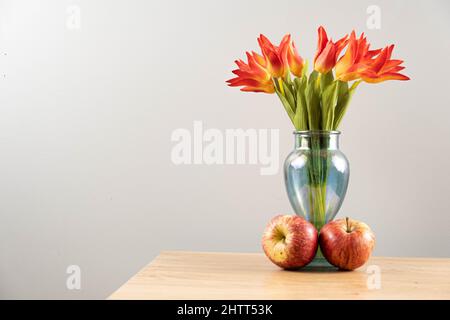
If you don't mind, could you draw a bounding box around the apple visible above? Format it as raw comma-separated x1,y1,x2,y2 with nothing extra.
262,215,318,269
319,217,375,270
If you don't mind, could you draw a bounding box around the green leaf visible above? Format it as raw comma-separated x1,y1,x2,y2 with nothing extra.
275,89,295,126
338,80,349,99
282,79,296,113
294,76,308,94
333,80,360,129
333,81,349,124
293,76,302,92
305,80,320,130
350,80,362,91
321,81,339,130
301,60,309,77
293,76,309,130
308,70,319,86
284,71,293,85
320,71,334,92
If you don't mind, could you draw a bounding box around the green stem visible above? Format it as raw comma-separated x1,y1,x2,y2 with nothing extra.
308,135,329,231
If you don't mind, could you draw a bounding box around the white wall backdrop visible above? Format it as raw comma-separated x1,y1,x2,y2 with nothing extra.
0,0,449,299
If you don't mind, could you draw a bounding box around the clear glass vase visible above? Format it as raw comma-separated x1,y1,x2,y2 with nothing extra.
284,131,350,267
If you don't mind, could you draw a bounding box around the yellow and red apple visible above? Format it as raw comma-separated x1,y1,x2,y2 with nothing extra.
262,215,318,269
319,217,375,270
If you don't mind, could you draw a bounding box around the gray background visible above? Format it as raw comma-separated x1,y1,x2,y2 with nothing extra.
0,0,449,299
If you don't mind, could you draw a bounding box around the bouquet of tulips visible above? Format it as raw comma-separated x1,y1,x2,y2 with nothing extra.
227,26,409,131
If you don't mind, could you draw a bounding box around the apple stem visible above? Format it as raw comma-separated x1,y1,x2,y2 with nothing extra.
346,217,350,233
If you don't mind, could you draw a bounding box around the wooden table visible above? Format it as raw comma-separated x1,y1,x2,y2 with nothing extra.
109,251,450,300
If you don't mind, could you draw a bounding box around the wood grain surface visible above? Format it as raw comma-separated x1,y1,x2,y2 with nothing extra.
109,251,450,300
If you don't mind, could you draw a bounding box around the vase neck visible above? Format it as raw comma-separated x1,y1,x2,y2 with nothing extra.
294,131,340,150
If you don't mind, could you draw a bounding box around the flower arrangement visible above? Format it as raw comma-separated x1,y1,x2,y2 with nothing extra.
227,26,409,130
227,27,409,267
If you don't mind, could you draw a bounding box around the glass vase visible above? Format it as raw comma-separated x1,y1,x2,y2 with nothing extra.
284,131,350,267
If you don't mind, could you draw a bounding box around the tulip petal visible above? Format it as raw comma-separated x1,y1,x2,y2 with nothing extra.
314,26,349,74
362,72,410,83
258,34,285,78
314,26,329,62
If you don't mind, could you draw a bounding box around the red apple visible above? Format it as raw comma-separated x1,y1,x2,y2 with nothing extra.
319,217,375,270
262,215,318,269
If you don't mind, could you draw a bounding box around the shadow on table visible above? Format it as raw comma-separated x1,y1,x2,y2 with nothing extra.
293,265,344,273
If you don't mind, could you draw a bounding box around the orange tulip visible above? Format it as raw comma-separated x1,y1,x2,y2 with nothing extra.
226,51,275,93
314,26,348,74
335,31,381,81
281,34,305,77
336,31,409,83
359,45,410,83
227,34,306,93
257,34,288,78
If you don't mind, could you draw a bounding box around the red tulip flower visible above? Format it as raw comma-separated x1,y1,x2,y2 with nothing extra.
314,26,348,74
227,34,304,93
335,31,381,81
226,51,275,93
282,35,305,77
257,34,288,78
335,31,409,83
359,45,410,83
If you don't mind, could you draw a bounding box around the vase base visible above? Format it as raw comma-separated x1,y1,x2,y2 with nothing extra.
305,255,336,269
